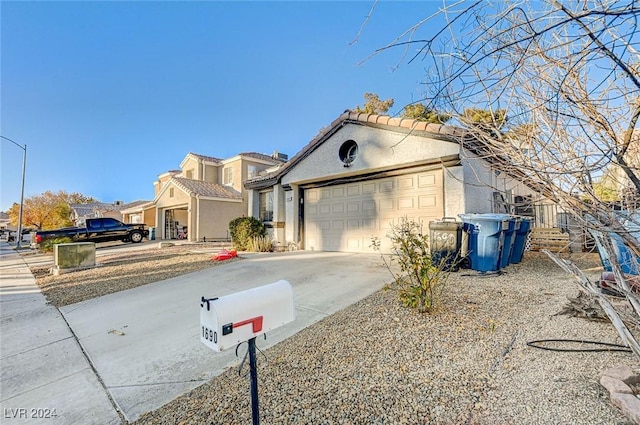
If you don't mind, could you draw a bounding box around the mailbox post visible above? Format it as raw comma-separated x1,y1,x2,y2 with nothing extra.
200,280,295,424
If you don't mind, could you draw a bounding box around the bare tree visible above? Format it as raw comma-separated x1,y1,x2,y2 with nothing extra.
367,1,640,357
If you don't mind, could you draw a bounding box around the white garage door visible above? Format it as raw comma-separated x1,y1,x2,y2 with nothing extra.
304,170,444,253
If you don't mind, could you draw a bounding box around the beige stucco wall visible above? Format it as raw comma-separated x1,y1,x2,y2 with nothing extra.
195,198,244,241
460,149,539,214
143,206,155,227
281,125,460,186
220,159,244,193
182,156,199,179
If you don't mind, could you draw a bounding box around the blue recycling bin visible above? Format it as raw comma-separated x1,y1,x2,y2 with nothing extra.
500,216,521,268
149,226,156,241
509,217,531,264
459,213,510,272
590,230,639,275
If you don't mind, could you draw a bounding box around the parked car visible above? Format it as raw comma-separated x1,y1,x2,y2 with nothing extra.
34,218,148,246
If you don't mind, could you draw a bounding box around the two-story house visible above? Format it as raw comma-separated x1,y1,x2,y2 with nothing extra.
152,152,286,241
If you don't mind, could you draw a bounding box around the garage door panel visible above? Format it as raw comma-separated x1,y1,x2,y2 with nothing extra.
398,197,415,210
379,180,394,192
332,220,345,230
347,185,360,196
419,174,437,187
380,198,394,211
362,183,376,194
399,176,414,189
304,170,444,253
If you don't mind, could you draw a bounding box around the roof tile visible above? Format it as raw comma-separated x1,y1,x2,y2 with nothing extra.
172,177,242,200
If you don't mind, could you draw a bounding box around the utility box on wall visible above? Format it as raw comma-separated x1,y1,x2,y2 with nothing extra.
200,280,295,352
53,242,96,275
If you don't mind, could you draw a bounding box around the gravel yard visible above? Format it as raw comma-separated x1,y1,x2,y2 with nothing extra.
31,245,238,307
29,249,639,424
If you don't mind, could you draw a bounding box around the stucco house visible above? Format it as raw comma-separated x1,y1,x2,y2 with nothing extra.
152,152,286,241
244,110,543,253
70,201,138,226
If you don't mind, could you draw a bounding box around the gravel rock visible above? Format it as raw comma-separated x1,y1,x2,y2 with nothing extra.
121,252,637,425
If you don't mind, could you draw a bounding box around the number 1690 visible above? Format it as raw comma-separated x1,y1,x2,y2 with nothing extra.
202,326,217,343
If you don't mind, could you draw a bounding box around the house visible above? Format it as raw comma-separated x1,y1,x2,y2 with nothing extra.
244,110,542,253
0,212,12,237
151,152,286,241
70,201,132,226
120,200,155,226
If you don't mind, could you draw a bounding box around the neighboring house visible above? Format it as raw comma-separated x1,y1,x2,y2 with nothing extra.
0,212,12,238
244,110,543,253
70,202,128,226
152,152,286,241
120,200,155,225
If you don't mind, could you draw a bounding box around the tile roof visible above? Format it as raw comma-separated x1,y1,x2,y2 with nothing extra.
172,177,242,200
244,110,465,188
121,200,153,210
240,152,286,164
188,152,222,163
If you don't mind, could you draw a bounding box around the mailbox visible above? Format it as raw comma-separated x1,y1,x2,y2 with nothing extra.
200,280,295,352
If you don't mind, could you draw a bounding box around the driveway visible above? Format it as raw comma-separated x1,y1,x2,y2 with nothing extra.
59,250,387,422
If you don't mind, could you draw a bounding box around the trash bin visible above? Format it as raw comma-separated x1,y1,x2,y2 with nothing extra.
149,226,156,241
459,213,510,272
589,229,639,275
499,216,521,268
508,217,532,264
429,218,463,271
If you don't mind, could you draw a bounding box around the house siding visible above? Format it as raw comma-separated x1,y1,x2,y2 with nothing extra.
281,124,460,186
196,198,243,241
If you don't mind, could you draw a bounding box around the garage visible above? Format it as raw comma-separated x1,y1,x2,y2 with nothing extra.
304,169,444,252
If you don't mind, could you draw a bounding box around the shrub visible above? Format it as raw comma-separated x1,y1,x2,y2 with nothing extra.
371,217,450,313
248,235,274,252
39,237,74,253
229,216,266,251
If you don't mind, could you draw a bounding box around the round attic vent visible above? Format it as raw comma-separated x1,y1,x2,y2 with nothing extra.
338,140,358,167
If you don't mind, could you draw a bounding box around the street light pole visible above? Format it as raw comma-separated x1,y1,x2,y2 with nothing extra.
1,136,27,249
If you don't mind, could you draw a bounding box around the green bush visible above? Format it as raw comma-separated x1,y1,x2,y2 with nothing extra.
40,237,74,253
229,217,266,251
248,235,274,252
371,217,450,313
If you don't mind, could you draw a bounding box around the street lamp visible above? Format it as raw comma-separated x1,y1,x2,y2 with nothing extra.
1,136,27,249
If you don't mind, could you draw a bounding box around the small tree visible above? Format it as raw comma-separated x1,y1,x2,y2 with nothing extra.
229,217,266,251
402,103,451,124
371,218,450,313
353,92,394,115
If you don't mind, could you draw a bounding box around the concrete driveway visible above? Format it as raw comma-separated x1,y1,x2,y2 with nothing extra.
59,250,387,422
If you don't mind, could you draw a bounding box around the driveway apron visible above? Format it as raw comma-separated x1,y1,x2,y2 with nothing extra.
59,251,386,422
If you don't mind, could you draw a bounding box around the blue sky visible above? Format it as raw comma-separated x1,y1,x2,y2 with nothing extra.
1,1,443,212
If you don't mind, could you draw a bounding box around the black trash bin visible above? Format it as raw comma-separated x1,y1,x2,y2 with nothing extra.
429,218,463,271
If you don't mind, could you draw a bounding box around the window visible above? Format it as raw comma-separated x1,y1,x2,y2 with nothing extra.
170,188,174,198
339,140,358,166
223,167,233,185
260,191,274,222
186,170,193,179
248,165,257,179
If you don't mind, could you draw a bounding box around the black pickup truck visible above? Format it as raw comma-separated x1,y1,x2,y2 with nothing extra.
34,218,148,245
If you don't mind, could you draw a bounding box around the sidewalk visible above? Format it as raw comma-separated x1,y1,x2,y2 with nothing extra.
0,244,122,424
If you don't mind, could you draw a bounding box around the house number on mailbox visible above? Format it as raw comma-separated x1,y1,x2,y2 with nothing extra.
202,326,217,343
